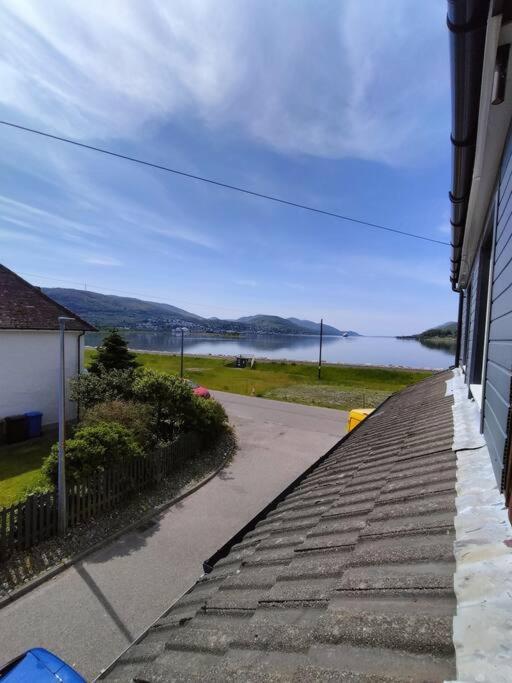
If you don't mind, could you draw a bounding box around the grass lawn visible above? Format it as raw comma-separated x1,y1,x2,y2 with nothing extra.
85,349,431,411
0,432,55,508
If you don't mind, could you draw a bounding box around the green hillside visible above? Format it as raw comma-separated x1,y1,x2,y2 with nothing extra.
43,288,354,336
417,321,458,339
43,288,202,328
397,321,458,343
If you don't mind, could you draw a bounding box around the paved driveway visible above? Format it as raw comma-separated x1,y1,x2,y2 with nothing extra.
0,394,346,681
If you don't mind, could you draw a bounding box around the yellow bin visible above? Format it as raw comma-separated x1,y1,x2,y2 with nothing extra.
347,408,374,432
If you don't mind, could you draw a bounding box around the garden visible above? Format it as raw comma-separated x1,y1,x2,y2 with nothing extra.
0,331,231,544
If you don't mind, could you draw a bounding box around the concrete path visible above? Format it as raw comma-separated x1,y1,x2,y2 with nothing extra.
0,394,346,681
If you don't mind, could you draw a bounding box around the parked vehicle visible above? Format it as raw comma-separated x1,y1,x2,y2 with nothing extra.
0,648,85,682
184,379,211,399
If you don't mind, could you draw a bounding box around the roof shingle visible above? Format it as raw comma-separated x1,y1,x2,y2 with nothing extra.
0,264,96,331
102,371,456,682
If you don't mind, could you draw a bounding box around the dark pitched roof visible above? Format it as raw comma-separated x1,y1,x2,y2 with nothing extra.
0,264,96,331
103,371,456,682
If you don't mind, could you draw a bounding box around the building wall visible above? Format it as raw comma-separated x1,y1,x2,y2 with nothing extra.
0,330,84,426
483,129,512,487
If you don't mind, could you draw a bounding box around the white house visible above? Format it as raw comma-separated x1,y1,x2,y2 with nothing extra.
0,264,96,428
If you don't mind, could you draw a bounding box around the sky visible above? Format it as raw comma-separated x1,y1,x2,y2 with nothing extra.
0,0,456,336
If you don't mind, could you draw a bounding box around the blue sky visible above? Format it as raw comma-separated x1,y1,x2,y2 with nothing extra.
0,0,455,335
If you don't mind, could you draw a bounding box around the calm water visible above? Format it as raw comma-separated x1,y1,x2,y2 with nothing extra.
86,332,454,370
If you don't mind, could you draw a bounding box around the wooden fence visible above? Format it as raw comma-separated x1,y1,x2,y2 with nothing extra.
0,432,200,557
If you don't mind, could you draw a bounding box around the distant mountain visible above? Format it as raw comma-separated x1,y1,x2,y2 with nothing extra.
398,321,458,340
236,314,306,334
435,322,458,334
235,315,356,335
43,289,202,328
286,318,359,336
43,288,359,336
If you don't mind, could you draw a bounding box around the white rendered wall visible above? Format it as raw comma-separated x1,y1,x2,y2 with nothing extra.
0,330,84,425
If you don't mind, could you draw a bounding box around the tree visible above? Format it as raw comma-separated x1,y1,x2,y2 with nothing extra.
89,329,139,374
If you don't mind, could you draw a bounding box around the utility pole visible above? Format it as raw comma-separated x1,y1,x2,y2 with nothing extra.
58,316,75,535
318,318,323,380
180,327,185,378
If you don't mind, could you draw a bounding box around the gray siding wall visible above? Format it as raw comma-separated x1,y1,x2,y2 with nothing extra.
483,128,512,487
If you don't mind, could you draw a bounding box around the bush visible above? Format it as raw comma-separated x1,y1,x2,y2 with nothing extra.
82,401,153,449
73,366,230,446
190,396,228,440
70,368,135,409
132,370,197,442
42,422,142,486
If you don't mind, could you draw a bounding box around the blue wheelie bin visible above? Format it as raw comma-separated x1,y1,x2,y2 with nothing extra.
25,411,43,438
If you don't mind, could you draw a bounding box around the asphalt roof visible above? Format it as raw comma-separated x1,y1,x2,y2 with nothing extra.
0,264,96,331
103,371,456,682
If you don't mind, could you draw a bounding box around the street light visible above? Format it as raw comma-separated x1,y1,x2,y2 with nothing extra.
180,327,187,378
318,318,324,380
58,316,75,535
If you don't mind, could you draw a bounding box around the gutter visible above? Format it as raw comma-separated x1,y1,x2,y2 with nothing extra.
448,0,490,289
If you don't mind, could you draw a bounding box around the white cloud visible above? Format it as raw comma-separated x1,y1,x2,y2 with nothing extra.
84,255,122,266
436,211,451,235
350,255,448,288
0,194,100,238
284,282,306,291
0,226,42,242
235,279,258,288
281,251,448,289
0,0,448,165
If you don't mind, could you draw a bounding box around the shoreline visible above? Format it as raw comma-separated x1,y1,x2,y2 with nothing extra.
84,345,444,373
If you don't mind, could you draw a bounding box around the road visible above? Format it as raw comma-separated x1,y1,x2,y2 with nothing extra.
0,394,346,681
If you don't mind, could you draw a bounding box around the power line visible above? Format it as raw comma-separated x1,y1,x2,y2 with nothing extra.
0,119,449,247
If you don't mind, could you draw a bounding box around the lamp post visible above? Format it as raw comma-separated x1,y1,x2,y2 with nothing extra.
318,318,323,381
58,316,74,535
180,327,186,378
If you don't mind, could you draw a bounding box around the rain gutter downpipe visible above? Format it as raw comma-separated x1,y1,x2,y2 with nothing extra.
448,0,490,291
454,290,464,367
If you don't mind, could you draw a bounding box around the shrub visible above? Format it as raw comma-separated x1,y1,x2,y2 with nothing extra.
70,368,135,409
82,400,153,449
132,370,197,442
190,397,228,441
73,366,230,446
42,422,142,486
